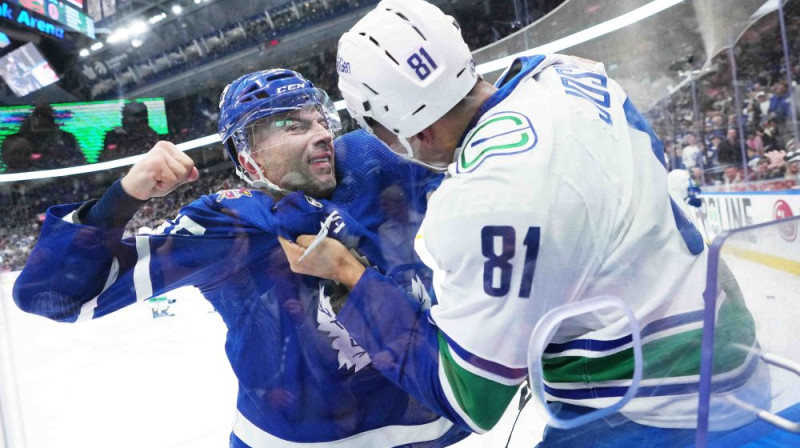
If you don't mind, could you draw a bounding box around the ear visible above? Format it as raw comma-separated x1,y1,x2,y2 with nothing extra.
414,127,436,150
238,153,260,175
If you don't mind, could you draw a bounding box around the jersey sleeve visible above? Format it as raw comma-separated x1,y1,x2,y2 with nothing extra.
13,197,271,323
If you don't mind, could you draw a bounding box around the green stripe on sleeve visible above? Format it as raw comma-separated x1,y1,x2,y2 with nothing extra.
438,332,520,431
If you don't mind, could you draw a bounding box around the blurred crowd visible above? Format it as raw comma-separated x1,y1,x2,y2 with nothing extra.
13,0,799,273
647,4,800,189
88,0,371,99
0,151,236,271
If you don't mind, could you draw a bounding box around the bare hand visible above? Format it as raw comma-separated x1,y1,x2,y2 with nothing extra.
121,141,199,200
278,235,366,289
765,149,787,169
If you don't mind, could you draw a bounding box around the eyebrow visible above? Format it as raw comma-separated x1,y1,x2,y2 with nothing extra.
273,119,295,127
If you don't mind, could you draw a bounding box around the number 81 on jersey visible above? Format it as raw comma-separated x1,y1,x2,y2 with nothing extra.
481,226,540,298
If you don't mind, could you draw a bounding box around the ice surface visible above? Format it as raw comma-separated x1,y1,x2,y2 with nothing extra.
0,273,544,448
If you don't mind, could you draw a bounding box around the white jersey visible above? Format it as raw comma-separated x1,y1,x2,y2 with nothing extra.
415,55,763,428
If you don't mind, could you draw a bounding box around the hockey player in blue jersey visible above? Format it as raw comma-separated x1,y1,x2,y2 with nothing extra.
12,69,468,447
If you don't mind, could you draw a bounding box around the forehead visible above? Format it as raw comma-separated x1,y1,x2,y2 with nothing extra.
250,106,324,135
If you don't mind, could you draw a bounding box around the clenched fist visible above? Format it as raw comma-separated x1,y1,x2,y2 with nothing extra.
121,141,200,200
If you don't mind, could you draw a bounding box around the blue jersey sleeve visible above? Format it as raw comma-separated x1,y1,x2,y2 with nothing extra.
337,268,521,434
13,195,275,323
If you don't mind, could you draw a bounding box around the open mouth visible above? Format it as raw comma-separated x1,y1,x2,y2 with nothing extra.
309,153,332,169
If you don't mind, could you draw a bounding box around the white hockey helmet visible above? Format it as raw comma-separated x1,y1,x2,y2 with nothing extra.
337,0,477,166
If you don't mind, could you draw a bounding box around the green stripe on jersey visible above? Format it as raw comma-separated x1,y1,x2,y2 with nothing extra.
438,332,519,431
542,295,756,384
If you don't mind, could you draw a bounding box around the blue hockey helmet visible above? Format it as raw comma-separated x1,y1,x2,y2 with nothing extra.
218,69,341,190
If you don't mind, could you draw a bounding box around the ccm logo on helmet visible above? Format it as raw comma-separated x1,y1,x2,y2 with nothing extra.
276,84,305,94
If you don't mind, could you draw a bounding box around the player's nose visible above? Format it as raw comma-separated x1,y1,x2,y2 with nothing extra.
310,123,333,145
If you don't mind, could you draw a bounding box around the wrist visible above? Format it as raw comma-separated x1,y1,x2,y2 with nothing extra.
120,176,150,201
81,180,147,228
338,260,366,290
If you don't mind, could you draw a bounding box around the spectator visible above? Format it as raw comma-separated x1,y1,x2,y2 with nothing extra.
705,134,722,168
784,151,800,183
760,116,781,149
750,157,771,181
745,145,760,172
756,91,770,117
100,102,162,162
1,104,84,172
681,133,702,170
746,130,764,155
768,81,792,130
717,128,744,167
764,146,788,178
667,140,685,170
723,166,743,184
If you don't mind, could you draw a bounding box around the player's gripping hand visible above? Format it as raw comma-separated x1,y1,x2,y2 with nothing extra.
121,141,200,200
279,235,366,290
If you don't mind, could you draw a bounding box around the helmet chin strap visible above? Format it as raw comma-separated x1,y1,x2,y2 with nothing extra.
237,151,291,197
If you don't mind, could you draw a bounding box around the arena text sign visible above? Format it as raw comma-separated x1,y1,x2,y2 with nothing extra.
0,1,65,40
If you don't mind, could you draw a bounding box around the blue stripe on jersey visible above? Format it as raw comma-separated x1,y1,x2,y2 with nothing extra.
544,335,633,355
544,353,759,400
544,310,704,354
623,98,704,255
441,330,527,380
622,98,666,168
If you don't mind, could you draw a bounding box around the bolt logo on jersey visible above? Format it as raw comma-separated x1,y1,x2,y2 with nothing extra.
457,111,538,174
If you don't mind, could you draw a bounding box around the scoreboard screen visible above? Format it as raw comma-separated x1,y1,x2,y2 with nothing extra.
0,98,169,172
0,43,59,97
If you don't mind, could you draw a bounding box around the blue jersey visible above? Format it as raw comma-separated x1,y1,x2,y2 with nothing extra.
13,131,467,448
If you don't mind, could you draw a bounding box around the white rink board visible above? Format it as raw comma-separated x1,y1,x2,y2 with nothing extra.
0,274,236,448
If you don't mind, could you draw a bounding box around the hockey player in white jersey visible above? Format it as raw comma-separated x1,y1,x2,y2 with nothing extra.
279,0,767,446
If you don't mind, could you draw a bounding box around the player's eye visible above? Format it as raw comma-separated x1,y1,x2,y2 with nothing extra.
287,121,304,132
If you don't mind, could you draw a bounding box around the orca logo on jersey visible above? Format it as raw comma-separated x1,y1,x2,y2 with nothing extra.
457,111,537,174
